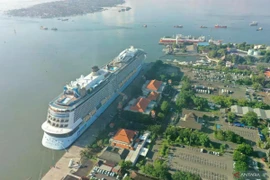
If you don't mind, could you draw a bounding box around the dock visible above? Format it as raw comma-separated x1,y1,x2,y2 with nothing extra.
42,63,150,180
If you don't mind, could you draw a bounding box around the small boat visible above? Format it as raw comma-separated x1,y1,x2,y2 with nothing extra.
125,7,131,11
200,25,207,28
256,27,263,31
249,21,258,26
62,19,69,21
118,9,125,12
51,28,58,31
143,24,147,28
174,25,183,28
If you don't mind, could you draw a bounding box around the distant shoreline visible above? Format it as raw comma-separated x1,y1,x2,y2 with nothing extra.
6,0,125,18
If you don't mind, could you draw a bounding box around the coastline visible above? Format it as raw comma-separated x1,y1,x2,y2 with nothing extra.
6,0,125,18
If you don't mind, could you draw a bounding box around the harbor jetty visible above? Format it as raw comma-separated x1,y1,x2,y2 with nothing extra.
6,0,125,18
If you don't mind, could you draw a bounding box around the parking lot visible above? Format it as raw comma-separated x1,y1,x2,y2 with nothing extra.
88,166,117,180
169,146,233,180
150,142,234,180
221,125,258,142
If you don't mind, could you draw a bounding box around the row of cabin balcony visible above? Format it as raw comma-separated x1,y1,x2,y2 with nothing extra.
47,120,68,128
48,115,69,123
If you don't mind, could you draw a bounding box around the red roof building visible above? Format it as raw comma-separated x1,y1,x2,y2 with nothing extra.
111,129,138,150
146,80,162,91
130,97,151,113
264,71,270,78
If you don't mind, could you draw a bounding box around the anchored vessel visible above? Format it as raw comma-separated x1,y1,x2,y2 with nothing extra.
249,21,258,26
159,34,206,44
41,46,146,150
174,25,183,28
214,24,227,28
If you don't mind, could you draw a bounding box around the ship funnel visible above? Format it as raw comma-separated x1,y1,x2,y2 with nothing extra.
92,66,99,76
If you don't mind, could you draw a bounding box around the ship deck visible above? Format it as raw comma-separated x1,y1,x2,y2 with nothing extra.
50,50,145,112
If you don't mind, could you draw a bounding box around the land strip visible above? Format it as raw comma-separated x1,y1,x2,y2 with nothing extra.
7,0,124,18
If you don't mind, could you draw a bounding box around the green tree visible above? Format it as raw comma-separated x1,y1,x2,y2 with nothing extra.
234,161,248,172
214,130,225,141
199,134,210,147
236,143,254,156
172,170,201,180
252,82,262,90
161,101,169,113
208,50,218,58
157,112,165,120
241,111,258,126
261,127,269,138
220,144,226,153
97,139,103,148
119,160,132,172
141,160,170,180
123,176,132,180
193,97,209,110
227,112,236,123
233,151,247,162
160,74,166,81
148,125,162,135
80,148,93,159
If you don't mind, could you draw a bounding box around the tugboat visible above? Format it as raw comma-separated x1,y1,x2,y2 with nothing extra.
200,25,207,28
256,27,263,31
249,21,258,26
51,28,58,31
174,25,183,28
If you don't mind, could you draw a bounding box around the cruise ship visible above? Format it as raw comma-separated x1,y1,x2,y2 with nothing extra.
159,34,206,44
41,46,146,150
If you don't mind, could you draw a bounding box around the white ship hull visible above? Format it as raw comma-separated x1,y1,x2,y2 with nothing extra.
42,65,142,150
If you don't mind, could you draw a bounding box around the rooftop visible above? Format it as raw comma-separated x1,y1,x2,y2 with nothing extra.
231,105,270,119
98,146,129,164
265,71,270,78
177,109,203,130
147,91,160,101
113,129,137,144
130,97,151,113
130,171,158,180
146,80,162,91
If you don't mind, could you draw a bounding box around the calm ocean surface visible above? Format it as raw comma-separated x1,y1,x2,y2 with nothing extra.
0,0,270,179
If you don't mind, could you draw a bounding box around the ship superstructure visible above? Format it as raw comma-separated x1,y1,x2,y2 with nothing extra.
41,46,146,150
159,34,206,44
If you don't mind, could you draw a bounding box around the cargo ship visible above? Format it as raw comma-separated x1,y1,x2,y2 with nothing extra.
159,34,206,44
41,46,146,150
215,24,227,28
